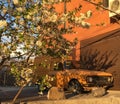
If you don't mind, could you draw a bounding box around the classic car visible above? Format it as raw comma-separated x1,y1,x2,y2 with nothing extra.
56,68,113,94
54,59,114,94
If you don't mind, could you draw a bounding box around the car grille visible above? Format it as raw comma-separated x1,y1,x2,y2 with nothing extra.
88,76,112,86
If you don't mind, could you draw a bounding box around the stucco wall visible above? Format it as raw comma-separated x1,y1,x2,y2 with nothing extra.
55,0,120,60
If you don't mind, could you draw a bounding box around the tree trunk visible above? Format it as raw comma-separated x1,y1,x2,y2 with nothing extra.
11,85,25,104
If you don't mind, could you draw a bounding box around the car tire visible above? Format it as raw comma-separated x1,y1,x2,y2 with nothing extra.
68,79,84,94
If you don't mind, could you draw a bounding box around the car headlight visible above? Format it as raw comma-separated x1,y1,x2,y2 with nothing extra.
108,77,111,82
108,76,114,82
110,76,114,82
86,76,93,83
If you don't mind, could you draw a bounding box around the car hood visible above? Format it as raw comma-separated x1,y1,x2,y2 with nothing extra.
60,69,112,76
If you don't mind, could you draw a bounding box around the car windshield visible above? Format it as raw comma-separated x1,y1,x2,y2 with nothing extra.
54,60,76,71
63,60,72,69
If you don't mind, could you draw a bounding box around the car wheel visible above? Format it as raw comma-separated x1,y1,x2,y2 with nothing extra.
68,79,84,94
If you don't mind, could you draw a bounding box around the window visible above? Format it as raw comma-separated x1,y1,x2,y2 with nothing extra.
103,0,109,8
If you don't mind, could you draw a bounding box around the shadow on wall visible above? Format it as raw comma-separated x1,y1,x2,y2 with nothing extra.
80,49,118,71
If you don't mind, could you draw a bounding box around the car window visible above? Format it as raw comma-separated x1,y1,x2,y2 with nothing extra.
63,60,76,69
53,62,64,71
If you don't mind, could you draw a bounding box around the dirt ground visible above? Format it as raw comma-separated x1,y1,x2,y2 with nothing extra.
2,90,120,104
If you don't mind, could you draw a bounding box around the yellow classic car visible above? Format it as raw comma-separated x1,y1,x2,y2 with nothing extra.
56,68,113,94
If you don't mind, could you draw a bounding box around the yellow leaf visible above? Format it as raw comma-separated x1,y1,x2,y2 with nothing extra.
16,7,23,12
13,0,19,5
36,40,42,47
0,20,7,28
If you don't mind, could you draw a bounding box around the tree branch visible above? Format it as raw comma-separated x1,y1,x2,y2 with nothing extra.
84,0,120,17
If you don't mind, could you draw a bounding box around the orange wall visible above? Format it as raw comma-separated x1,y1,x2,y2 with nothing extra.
55,0,120,60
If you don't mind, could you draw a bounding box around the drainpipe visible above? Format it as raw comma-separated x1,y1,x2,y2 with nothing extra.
64,0,67,29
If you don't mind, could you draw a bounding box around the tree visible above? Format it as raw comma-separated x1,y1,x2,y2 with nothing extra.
0,0,92,102
0,0,92,85
0,0,92,66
